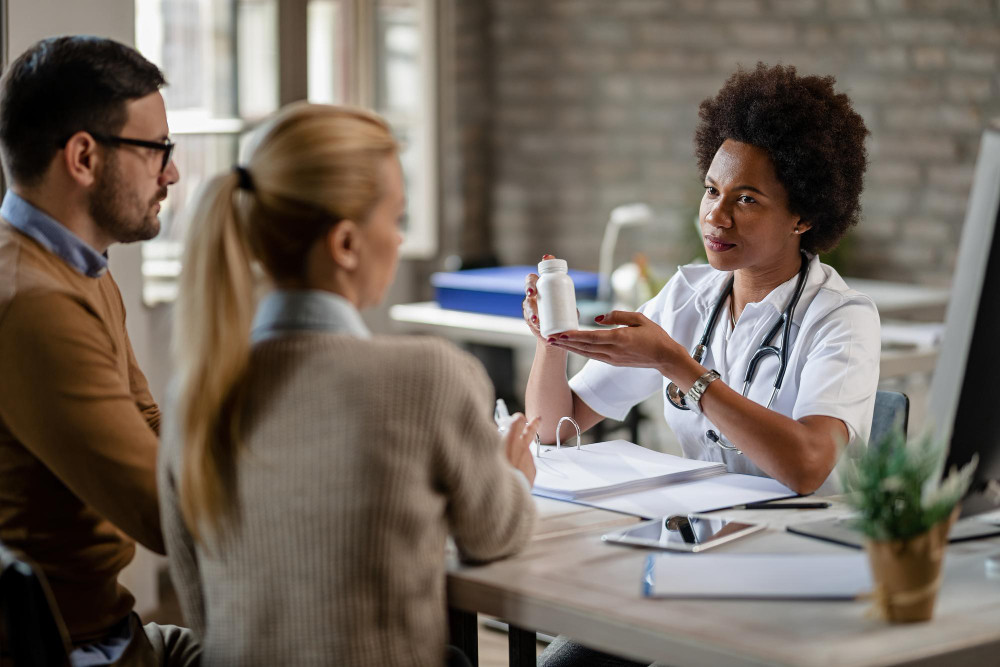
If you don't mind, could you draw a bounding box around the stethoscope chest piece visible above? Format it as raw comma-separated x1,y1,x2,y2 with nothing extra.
706,428,741,453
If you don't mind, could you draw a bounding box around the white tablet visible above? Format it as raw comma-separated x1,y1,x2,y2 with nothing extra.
602,514,764,553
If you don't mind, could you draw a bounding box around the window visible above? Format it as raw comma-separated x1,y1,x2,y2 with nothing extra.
136,0,437,305
307,0,437,259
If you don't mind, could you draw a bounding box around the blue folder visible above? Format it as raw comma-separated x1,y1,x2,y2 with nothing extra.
431,265,599,318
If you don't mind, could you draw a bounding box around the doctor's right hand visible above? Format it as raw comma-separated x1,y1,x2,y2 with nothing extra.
503,413,540,486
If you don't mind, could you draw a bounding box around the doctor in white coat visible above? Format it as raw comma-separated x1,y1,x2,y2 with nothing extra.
523,63,880,502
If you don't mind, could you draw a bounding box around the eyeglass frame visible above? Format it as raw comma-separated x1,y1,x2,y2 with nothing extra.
60,131,176,174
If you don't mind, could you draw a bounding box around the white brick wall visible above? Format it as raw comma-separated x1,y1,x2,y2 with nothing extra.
443,0,1000,286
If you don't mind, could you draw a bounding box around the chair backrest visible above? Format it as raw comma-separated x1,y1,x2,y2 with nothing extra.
870,390,910,447
0,541,70,667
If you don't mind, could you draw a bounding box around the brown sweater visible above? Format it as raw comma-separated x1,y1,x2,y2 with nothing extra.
159,334,536,666
0,220,162,643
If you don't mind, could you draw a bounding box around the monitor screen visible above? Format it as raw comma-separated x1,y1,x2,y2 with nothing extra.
929,128,1000,517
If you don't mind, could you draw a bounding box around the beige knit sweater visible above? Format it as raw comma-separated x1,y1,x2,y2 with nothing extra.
159,333,536,666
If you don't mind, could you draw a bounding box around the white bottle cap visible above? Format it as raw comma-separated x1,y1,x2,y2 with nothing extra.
538,258,568,273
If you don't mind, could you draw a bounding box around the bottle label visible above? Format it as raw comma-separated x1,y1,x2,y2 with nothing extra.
538,272,578,337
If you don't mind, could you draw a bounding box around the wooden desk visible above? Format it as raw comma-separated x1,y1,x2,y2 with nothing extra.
447,497,1000,666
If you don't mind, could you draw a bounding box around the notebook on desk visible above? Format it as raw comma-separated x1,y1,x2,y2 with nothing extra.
642,553,872,599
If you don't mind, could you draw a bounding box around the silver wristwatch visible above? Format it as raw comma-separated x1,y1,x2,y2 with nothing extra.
684,370,720,415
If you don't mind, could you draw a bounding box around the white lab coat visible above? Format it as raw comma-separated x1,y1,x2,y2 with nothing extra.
568,254,881,493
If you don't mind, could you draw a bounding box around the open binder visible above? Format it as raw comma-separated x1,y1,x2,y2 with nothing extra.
531,439,796,519
531,439,726,500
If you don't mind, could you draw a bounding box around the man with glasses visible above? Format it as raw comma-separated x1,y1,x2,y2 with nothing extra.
0,36,198,665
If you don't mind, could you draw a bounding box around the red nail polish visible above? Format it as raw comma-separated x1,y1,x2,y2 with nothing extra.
531,315,537,323
547,337,557,343
527,288,535,296
595,314,605,322
559,334,569,339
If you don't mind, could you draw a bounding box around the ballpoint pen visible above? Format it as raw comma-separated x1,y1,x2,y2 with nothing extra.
733,501,832,510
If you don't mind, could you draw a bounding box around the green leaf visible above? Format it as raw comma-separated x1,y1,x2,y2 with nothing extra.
840,426,978,541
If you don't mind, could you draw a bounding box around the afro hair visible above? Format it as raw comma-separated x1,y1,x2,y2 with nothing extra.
694,63,869,254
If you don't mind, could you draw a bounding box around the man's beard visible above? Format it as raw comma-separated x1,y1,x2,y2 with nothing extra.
88,155,164,244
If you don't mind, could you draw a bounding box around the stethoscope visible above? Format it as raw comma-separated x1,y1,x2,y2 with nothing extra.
665,251,810,453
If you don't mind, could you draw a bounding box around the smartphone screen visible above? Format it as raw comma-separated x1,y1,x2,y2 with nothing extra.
603,515,763,552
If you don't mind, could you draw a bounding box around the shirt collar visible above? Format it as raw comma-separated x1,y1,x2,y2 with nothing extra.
676,253,822,328
251,289,371,343
746,253,822,327
675,262,731,317
0,190,108,277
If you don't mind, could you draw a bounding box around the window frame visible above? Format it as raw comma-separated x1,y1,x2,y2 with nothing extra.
138,0,439,305
346,0,439,260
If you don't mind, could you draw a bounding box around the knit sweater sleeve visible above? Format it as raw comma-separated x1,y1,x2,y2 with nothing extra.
0,290,163,553
424,343,536,563
157,405,206,637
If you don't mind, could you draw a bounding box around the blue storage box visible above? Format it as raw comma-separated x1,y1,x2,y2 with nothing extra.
431,265,599,318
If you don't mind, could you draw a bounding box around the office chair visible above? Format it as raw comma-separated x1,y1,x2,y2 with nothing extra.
0,541,70,667
870,390,910,446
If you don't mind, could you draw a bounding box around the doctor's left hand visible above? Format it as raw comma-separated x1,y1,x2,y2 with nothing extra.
548,310,688,375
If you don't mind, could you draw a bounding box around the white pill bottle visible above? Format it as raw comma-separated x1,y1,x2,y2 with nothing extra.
537,258,578,337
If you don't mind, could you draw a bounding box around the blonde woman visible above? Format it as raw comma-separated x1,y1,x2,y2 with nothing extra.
158,103,539,666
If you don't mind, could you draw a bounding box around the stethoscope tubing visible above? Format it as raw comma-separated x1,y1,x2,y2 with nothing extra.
666,252,811,452
742,251,810,394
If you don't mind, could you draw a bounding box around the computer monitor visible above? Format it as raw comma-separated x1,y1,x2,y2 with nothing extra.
929,128,1000,517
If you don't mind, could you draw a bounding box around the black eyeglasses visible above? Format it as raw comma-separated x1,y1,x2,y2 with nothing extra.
87,132,176,174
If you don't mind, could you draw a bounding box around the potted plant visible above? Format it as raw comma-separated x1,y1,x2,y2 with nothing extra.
841,427,978,622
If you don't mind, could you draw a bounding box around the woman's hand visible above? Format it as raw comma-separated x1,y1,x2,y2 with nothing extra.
521,272,545,342
548,310,690,377
503,413,540,485
522,253,559,342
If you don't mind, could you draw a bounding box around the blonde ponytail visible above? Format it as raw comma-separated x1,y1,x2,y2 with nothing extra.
173,103,397,543
173,171,256,542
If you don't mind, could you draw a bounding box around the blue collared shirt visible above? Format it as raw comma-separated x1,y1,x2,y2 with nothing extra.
251,289,370,343
0,191,108,277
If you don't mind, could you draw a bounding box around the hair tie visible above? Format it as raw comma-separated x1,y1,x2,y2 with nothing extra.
233,165,255,192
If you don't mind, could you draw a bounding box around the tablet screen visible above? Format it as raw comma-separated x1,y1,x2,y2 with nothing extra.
603,515,763,552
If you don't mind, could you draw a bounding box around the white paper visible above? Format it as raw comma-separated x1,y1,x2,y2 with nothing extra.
643,553,872,599
531,440,725,500
569,473,795,519
880,320,945,349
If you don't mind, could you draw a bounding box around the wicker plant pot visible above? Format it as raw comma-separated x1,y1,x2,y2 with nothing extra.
864,507,959,623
